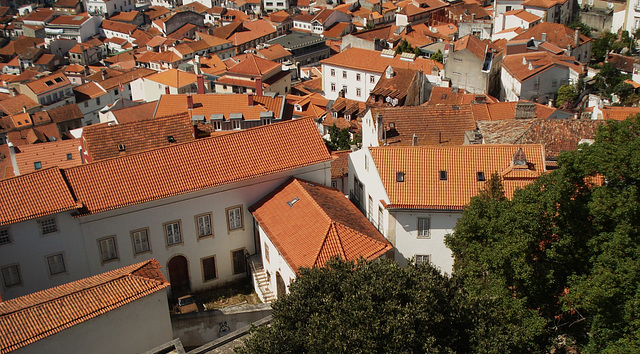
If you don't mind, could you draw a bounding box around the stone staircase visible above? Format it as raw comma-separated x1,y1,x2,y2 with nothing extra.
249,255,277,303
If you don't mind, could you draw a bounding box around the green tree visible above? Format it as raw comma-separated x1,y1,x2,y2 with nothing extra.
556,84,578,108
446,116,640,351
431,49,443,63
568,20,593,38
594,62,631,97
237,258,547,353
324,124,358,151
395,39,421,56
591,32,617,63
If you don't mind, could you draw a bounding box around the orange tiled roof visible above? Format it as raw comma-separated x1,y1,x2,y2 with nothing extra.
0,94,40,115
145,69,197,88
470,101,557,120
250,178,391,271
426,87,499,105
73,81,106,99
47,104,84,124
101,19,137,34
331,150,350,178
522,0,568,8
371,144,546,210
154,94,271,121
453,34,488,61
12,139,84,175
502,51,584,82
111,101,158,124
0,259,169,353
321,47,443,75
48,14,89,26
0,168,80,225
258,44,292,61
599,106,640,121
505,9,541,23
226,54,280,76
25,72,71,95
371,105,476,146
109,10,140,23
511,22,591,47
82,112,195,161
64,118,331,215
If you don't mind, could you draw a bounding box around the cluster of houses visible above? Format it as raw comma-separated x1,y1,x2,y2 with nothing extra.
1,0,640,351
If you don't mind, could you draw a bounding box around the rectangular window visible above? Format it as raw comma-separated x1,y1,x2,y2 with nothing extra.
227,206,243,231
342,86,347,95
439,170,447,181
342,71,347,78
196,213,213,238
164,221,182,245
232,120,241,129
418,217,431,238
232,248,246,275
202,256,217,281
356,73,361,81
84,101,88,108
39,217,57,235
364,155,369,170
131,228,150,254
213,121,222,131
47,253,66,275
377,207,383,232
331,69,335,77
0,227,10,245
415,254,430,265
356,88,361,97
98,236,118,263
96,97,100,105
552,80,557,87
331,83,336,92
370,76,375,83
534,82,540,90
265,243,270,262
368,196,373,220
1,264,20,287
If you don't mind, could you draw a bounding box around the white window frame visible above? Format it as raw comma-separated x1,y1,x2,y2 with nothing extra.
377,207,383,232
38,217,58,235
1,264,21,287
418,217,431,238
131,228,151,254
98,236,118,263
0,227,11,245
415,254,430,265
226,205,243,231
164,221,182,246
356,88,361,97
196,213,213,238
46,253,66,275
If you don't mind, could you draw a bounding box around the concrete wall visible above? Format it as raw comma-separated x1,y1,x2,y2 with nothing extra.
15,290,172,354
257,224,297,297
322,63,380,102
171,304,272,348
445,48,489,94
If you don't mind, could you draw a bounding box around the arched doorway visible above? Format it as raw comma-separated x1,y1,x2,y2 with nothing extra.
275,271,286,299
168,255,190,296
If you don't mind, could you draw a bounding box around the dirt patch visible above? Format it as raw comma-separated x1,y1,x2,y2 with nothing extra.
170,279,261,314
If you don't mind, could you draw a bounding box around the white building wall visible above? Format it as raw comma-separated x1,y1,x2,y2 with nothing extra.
391,210,459,273
256,225,296,296
183,0,214,7
0,163,331,300
500,66,522,101
494,0,524,17
321,63,380,102
612,9,625,33
0,213,88,301
360,110,379,148
14,291,172,354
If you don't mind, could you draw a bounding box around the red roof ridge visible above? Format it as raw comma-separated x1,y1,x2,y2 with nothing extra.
314,222,347,267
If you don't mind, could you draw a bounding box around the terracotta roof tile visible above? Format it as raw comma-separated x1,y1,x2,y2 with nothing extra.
0,168,79,225
146,69,197,88
321,47,443,75
227,54,280,76
371,105,476,146
470,101,557,120
46,104,84,124
154,94,271,121
453,34,488,61
0,259,169,353
502,51,584,82
64,118,331,215
250,178,391,271
110,101,158,124
607,53,636,73
511,22,591,48
522,0,568,8
108,10,141,23
25,73,71,95
73,81,106,99
0,95,40,115
101,19,138,34
82,112,195,161
598,106,640,121
258,44,292,61
12,139,84,174
371,144,546,210
331,150,350,178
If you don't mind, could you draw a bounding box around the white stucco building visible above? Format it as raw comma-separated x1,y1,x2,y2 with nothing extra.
348,145,547,273
249,177,392,301
320,47,444,102
86,0,135,17
0,118,332,300
1,260,172,354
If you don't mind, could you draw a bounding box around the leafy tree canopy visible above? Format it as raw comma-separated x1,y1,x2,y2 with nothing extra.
446,115,640,352
237,258,547,353
556,83,577,108
431,49,443,63
395,39,422,56
324,124,357,151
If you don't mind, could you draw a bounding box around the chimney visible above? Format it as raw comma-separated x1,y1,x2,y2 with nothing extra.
255,77,263,96
165,86,170,94
194,54,201,75
574,28,580,48
386,66,394,79
22,105,26,114
376,113,384,141
248,93,254,106
541,33,546,42
78,146,84,164
8,142,19,176
187,95,194,110
197,75,205,94
412,133,418,146
101,68,106,81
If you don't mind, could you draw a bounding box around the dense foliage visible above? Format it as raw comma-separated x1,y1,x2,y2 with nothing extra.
555,83,577,108
447,115,640,352
324,124,359,151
